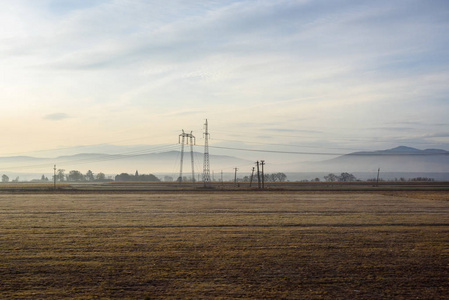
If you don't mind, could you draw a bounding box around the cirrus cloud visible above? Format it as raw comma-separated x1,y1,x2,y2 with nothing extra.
44,113,71,121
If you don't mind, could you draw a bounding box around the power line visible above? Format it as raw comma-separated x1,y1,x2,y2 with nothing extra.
1,144,180,171
2,141,447,173
212,129,438,145
209,145,449,156
1,125,448,174
209,145,343,156
211,138,371,152
0,134,173,157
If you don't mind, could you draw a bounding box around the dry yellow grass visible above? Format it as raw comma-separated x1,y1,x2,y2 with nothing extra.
0,191,448,299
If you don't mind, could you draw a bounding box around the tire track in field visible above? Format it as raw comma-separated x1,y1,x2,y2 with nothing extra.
2,223,449,230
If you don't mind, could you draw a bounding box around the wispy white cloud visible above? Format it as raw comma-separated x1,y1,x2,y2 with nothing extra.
0,0,448,155
43,113,71,121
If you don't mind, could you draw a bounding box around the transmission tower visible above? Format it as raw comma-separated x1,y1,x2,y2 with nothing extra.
178,130,196,183
202,119,211,187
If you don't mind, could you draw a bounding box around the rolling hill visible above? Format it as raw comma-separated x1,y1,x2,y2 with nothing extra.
1,146,448,181
306,146,449,172
0,151,253,177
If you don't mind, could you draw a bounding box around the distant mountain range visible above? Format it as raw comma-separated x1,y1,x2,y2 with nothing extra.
0,146,448,180
0,151,252,175
303,146,449,172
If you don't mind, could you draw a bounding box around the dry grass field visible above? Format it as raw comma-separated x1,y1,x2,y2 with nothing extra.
1,191,448,299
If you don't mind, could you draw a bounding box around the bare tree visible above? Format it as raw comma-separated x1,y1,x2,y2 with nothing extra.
2,174,9,183
324,173,338,182
57,169,65,182
85,170,95,181
338,172,357,181
96,172,106,181
68,170,84,182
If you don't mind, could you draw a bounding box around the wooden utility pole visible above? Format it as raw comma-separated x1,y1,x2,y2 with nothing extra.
376,168,380,187
249,167,255,187
256,161,261,189
234,168,239,186
53,165,56,190
261,160,265,190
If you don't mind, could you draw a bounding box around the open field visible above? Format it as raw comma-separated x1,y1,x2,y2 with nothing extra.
1,180,449,192
1,191,448,299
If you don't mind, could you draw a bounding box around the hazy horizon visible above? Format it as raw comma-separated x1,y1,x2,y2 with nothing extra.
0,144,448,181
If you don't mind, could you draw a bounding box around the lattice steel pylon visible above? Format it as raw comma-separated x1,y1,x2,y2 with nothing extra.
202,119,211,187
178,130,196,183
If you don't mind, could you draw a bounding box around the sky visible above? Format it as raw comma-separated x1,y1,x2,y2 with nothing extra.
1,0,449,165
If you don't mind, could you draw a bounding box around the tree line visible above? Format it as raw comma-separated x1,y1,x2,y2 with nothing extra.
0,170,437,183
323,172,357,182
53,169,159,182
115,171,159,182
241,172,288,182
53,169,107,182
